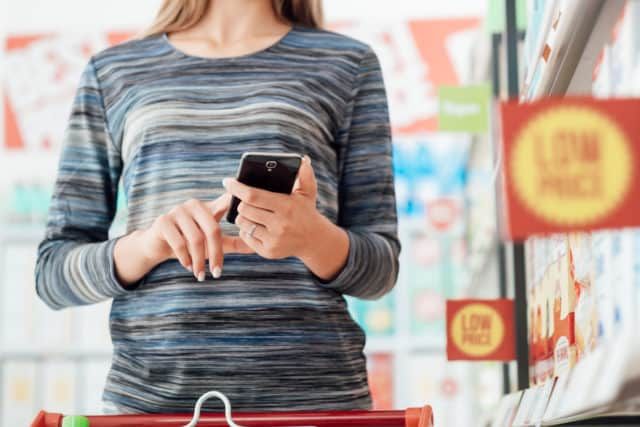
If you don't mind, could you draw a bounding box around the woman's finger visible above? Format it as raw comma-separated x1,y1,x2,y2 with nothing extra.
174,210,207,281
222,178,288,211
292,155,317,197
236,215,267,256
237,202,275,229
206,192,233,221
239,229,263,254
189,200,224,279
160,218,191,270
236,215,267,243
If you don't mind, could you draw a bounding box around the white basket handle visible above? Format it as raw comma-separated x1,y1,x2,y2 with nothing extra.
183,390,246,427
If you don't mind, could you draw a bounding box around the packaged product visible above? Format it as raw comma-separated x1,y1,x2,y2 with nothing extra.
635,230,640,328
570,232,598,359
537,239,554,383
610,229,636,334
550,235,576,377
590,231,615,343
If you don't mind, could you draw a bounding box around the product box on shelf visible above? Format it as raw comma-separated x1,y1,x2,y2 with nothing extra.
530,237,554,385
526,239,536,385
569,232,598,360
528,238,540,385
610,229,636,333
590,231,615,345
580,228,640,412
634,229,640,328
549,235,576,377
528,281,540,386
528,237,539,385
537,268,554,385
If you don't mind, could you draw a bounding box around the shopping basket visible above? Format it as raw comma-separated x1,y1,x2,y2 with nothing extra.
31,390,434,427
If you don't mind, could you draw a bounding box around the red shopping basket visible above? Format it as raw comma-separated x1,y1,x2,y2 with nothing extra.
31,406,434,427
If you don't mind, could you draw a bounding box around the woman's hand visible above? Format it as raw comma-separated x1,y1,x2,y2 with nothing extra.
222,156,350,280
140,193,253,281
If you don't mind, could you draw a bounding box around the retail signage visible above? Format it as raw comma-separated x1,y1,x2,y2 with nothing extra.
438,84,490,133
501,98,640,239
446,299,516,361
4,21,481,151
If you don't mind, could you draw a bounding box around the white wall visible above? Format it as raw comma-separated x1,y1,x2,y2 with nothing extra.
4,0,486,33
0,0,486,166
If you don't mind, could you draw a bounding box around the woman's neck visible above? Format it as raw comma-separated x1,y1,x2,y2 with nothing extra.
185,0,289,44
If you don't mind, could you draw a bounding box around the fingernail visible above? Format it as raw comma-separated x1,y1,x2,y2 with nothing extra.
222,178,230,188
197,271,205,282
304,155,311,164
212,266,222,279
186,265,193,272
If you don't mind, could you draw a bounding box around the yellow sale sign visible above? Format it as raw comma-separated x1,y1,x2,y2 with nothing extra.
501,98,640,239
446,299,515,361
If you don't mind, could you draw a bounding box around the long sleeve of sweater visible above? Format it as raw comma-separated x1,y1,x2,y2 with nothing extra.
34,58,134,310
316,47,400,300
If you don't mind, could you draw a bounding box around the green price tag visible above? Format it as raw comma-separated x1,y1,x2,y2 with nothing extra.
438,84,491,133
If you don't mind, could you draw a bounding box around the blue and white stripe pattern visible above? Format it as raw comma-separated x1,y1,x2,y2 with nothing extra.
35,25,399,413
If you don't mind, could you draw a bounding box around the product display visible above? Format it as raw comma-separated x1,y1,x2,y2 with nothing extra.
491,1,640,424
570,234,596,358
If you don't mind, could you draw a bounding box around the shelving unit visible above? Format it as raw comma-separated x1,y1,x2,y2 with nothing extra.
0,220,119,424
521,0,626,99
488,1,640,425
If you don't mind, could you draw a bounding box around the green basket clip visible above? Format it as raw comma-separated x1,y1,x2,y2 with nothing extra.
61,416,90,427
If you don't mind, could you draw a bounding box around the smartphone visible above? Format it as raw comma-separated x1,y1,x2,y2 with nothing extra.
226,152,303,224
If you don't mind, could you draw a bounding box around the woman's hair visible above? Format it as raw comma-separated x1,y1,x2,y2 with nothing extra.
142,0,323,38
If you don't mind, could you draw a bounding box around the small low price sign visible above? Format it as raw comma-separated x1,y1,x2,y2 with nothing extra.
500,98,640,239
446,299,515,361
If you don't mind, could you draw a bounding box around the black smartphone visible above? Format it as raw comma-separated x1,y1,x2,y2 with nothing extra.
226,152,303,224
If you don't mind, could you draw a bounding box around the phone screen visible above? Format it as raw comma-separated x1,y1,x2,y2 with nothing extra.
226,152,302,224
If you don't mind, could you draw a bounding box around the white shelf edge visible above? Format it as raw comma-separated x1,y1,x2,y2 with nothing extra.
523,0,625,100
495,331,640,426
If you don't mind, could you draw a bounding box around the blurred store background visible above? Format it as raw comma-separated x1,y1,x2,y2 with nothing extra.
0,0,497,425
4,0,640,426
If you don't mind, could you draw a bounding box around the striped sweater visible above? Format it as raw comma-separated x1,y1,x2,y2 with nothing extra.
35,25,399,413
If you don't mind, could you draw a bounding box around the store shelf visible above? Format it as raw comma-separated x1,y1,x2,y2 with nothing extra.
491,331,640,427
521,0,625,100
487,1,640,426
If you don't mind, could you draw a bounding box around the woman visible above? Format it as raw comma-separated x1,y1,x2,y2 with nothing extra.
35,0,399,414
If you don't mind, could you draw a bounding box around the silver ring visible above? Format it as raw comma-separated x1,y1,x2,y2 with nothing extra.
248,223,258,238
